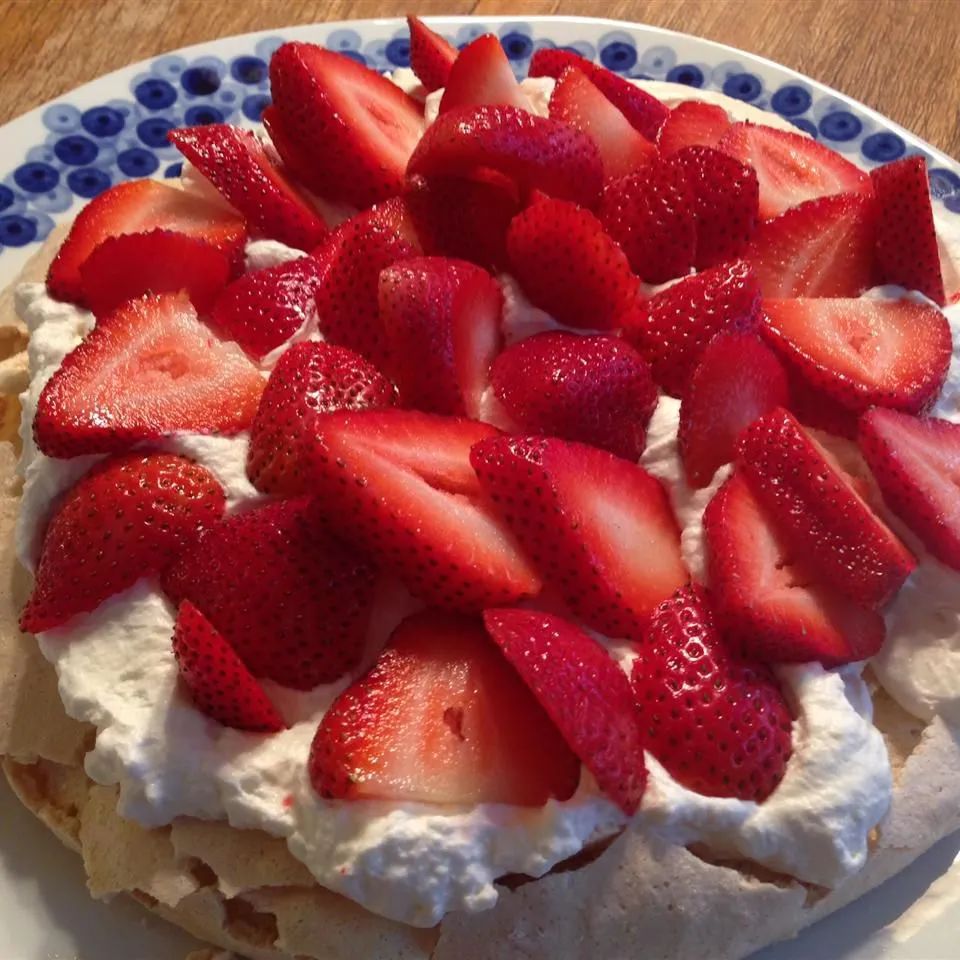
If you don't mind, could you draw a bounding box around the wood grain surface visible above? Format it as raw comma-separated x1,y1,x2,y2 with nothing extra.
0,0,957,159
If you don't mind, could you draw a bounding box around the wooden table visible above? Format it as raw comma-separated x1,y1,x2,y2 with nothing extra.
0,0,958,158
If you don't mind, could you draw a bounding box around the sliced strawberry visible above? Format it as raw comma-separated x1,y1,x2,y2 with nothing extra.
269,42,425,208
704,471,886,665
34,292,264,458
632,585,793,801
717,122,872,220
407,105,603,209
378,256,502,418
784,365,860,440
737,407,915,607
173,601,285,733
599,159,697,283
47,179,246,305
590,72,669,142
439,34,531,114
78,229,231,317
679,331,789,488
21,453,225,634
656,101,731,157
860,408,960,570
623,259,761,397
407,15,458,92
871,156,947,306
310,610,579,804
528,47,599,80
761,297,951,416
472,435,688,640
484,607,646,815
309,410,541,610
505,196,639,330
168,124,328,251
746,193,879,298
261,105,322,196
163,498,376,690
491,331,657,461
549,67,656,180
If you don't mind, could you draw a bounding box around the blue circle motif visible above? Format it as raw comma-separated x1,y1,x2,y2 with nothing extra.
42,104,82,134
13,162,59,194
566,41,596,60
54,135,99,166
66,167,111,199
181,66,222,96
928,167,960,199
137,117,175,148
861,132,906,163
640,45,677,75
501,32,533,61
117,148,160,177
184,105,225,126
81,106,125,138
254,37,285,61
164,162,184,179
790,117,819,138
26,145,58,166
29,185,74,214
0,215,38,247
666,64,705,87
722,72,762,102
385,37,411,66
600,41,637,72
945,195,960,214
819,110,863,142
231,55,268,84
242,94,271,122
0,185,14,212
151,55,188,80
771,84,813,117
134,77,178,110
326,28,363,52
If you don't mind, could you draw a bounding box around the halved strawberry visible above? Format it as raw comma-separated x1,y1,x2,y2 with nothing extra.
78,229,231,317
407,16,458,92
717,122,872,220
549,67,656,180
47,179,246,305
528,47,599,80
679,331,789,488
746,193,879,298
871,156,947,306
173,601,285,733
269,42,425,208
737,407,915,607
21,453,226,634
623,259,761,397
309,409,541,610
309,610,579,804
378,256,502,418
860,408,960,569
471,435,688,640
656,100,731,157
439,34,531,114
261,105,320,196
484,607,646,815
491,331,657,461
34,292,264,458
407,105,603,209
169,124,328,251
505,195,639,330
704,471,886,665
163,498,376,690
761,297,952,416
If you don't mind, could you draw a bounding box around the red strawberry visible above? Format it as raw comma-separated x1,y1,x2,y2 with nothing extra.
490,331,657,460
784,365,861,440
528,47,599,80
439,34,531,114
269,42,425,208
622,259,761,397
859,408,960,569
21,453,225,634
173,601,285,733
746,193,879,298
656,101,731,157
737,407,915,607
168,124,328,251
309,610,579,804
717,122,872,220
761,297,951,416
309,409,541,610
261,105,322,196
590,72,669,142
34,292,265,458
679,331,789,488
78,229,231,317
599,159,697,283
407,105,603,209
505,196,639,330
210,255,325,361
871,156,947,306
378,256,502,418
47,179,246,305
484,607,647,815
704,471,886,665
670,146,759,269
548,67,657,180
246,341,395,496
406,15,458,92
471,435,688,640
631,585,793,801
163,498,376,690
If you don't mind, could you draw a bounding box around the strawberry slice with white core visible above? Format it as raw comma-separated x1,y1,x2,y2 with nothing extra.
656,100,732,157
269,43,425,208
309,610,580,804
761,297,952,417
704,471,886,665
34,292,264,458
407,15,457,92
860,408,960,570
717,122,872,220
484,607,647,815
471,435,688,641
378,256,503,418
439,34,532,115
737,407,915,607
